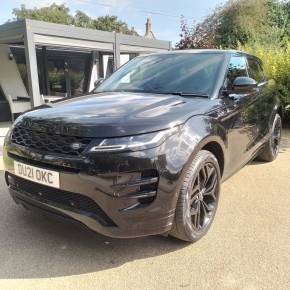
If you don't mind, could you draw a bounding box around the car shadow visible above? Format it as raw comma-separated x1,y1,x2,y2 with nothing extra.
0,182,186,279
279,128,290,153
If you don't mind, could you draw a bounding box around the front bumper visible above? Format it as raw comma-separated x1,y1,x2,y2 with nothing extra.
3,138,184,238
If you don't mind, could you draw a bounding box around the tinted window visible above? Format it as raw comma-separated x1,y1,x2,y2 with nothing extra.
226,56,248,88
0,85,5,101
96,53,225,96
247,57,265,83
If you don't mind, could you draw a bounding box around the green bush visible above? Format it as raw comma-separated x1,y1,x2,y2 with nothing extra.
240,42,290,122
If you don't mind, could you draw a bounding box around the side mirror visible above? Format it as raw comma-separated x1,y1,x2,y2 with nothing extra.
94,78,104,88
233,77,257,93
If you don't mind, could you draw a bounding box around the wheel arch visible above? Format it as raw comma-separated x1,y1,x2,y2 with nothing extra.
180,116,227,179
201,141,225,177
277,105,283,120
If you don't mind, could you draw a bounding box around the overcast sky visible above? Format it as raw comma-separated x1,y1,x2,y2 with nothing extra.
0,0,225,44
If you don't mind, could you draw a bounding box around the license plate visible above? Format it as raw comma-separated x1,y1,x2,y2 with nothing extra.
14,161,60,188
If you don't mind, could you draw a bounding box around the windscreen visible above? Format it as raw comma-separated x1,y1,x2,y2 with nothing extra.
95,53,225,96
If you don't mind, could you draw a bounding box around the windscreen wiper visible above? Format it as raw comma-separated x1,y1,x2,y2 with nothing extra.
148,90,209,98
170,92,209,98
94,89,209,98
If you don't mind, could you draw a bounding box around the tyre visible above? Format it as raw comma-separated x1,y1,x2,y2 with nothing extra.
170,150,221,242
258,114,282,162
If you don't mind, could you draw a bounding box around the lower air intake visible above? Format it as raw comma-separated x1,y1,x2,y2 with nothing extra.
7,173,116,227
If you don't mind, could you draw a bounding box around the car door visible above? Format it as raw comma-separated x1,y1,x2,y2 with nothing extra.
222,54,261,173
246,56,276,140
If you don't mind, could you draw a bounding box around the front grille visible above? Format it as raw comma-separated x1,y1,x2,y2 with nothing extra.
11,126,92,156
7,173,116,227
8,152,80,173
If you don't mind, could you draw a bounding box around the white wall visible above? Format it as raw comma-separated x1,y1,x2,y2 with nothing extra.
0,44,31,114
120,54,130,66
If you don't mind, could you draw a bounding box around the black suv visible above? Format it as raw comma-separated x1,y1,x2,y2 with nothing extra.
3,50,282,242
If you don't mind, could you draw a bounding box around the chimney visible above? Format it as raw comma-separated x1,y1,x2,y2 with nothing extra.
144,18,156,39
145,18,151,35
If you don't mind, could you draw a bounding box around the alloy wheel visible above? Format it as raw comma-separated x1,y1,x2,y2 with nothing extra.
188,162,218,231
271,118,282,156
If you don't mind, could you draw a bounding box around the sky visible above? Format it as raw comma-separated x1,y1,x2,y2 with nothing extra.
0,0,225,44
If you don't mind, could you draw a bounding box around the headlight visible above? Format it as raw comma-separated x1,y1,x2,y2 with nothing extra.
89,127,179,152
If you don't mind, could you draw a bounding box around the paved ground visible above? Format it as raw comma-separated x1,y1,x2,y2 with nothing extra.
0,131,289,290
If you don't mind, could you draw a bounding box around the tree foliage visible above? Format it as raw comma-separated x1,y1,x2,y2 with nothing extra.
176,0,290,49
176,16,217,49
93,16,137,35
12,4,138,35
13,4,73,25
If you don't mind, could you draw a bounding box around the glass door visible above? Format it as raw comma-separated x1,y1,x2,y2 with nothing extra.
37,47,92,99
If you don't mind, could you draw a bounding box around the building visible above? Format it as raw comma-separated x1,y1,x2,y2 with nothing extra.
0,19,171,122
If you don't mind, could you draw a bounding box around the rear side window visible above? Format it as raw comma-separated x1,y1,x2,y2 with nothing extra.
247,57,265,83
226,56,248,88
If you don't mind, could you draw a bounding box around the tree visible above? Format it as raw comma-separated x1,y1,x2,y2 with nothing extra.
176,15,217,49
266,0,290,45
12,4,138,35
93,16,138,35
13,4,74,25
73,10,94,29
176,0,290,49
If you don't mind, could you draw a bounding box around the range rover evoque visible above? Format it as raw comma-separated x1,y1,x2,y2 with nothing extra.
3,50,282,242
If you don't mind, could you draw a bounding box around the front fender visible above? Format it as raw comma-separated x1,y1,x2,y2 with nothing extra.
180,115,227,175
155,115,227,210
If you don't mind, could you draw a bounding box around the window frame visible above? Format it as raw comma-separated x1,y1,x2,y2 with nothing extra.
245,56,266,85
223,53,250,91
